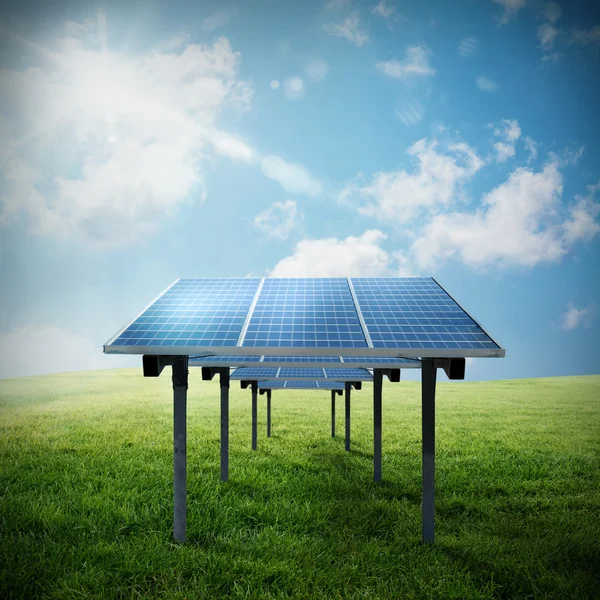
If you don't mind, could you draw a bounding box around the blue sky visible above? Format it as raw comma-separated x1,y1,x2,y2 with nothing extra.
0,0,599,381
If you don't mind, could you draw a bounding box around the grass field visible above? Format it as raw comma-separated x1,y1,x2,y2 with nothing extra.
1,369,599,599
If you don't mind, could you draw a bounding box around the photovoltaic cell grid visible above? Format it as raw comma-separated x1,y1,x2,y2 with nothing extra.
257,380,345,390
108,279,260,348
278,368,325,378
230,368,279,379
243,279,367,348
105,277,503,357
341,356,419,366
261,355,342,363
351,278,500,351
324,368,373,380
190,355,262,364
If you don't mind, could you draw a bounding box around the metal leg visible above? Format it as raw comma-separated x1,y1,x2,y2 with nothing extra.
252,382,258,451
220,369,229,482
331,390,336,438
422,358,437,544
374,370,383,483
345,382,351,452
267,390,272,438
172,356,188,543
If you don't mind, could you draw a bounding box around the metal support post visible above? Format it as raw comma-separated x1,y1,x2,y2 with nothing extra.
345,382,351,451
422,358,437,544
267,390,272,437
172,356,189,543
220,369,230,482
373,369,383,482
251,382,258,451
331,390,336,438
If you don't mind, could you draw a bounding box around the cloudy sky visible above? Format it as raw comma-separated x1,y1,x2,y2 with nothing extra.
0,0,599,381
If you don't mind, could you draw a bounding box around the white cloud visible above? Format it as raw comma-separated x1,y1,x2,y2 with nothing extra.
270,79,280,89
542,2,562,23
571,26,600,47
0,23,253,248
207,129,256,162
538,23,559,50
493,0,528,25
200,7,237,32
562,182,600,245
269,230,394,277
324,12,369,47
395,99,425,126
304,59,329,83
492,119,522,162
458,37,480,57
411,161,572,269
523,136,538,163
343,138,483,224
373,1,395,19
253,200,302,241
283,76,305,100
261,156,322,196
561,304,590,330
376,45,435,79
0,325,136,379
476,76,499,92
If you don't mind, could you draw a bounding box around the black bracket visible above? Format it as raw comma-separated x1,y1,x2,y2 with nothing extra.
380,368,401,382
143,355,180,378
434,358,465,380
240,380,258,390
201,366,230,381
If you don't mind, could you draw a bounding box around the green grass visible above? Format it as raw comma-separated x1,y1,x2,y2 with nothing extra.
1,370,599,599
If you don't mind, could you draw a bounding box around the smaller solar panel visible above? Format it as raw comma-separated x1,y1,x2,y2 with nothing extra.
341,356,420,366
189,355,261,364
324,368,373,380
231,368,279,379
261,355,342,363
278,368,325,378
317,381,348,389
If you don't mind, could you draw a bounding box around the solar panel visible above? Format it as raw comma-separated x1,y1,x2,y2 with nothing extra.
105,277,504,358
242,278,368,349
256,380,345,390
230,367,372,380
261,355,342,363
188,355,421,368
191,355,262,364
278,368,325,378
230,368,279,379
341,356,420,366
349,278,501,352
317,380,348,389
324,368,373,379
105,279,260,350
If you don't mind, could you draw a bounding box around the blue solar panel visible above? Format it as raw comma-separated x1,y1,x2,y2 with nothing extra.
107,279,260,349
278,368,325,378
242,278,367,348
350,278,500,351
341,356,420,366
317,380,347,389
261,355,342,363
230,368,279,379
324,368,372,380
189,355,261,364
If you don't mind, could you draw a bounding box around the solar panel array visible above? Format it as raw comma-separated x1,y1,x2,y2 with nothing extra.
257,380,345,390
188,355,422,368
230,367,373,381
105,278,503,358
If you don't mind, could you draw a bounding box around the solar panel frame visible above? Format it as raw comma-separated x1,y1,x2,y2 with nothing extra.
104,278,505,358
